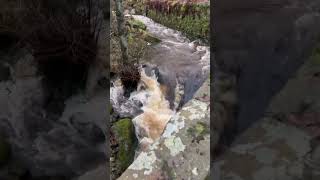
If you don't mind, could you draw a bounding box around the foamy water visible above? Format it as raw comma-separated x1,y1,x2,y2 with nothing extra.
110,67,174,148
132,69,174,144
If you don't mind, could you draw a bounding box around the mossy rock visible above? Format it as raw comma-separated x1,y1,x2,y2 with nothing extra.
143,33,161,44
129,19,147,30
112,118,137,172
0,136,10,167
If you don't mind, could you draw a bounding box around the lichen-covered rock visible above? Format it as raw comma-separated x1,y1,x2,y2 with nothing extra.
112,118,138,172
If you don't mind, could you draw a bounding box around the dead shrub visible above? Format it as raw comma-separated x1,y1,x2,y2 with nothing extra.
119,64,141,97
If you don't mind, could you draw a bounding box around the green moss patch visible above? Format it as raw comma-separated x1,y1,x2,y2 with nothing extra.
128,19,147,30
127,18,161,44
112,118,138,172
143,32,161,44
187,122,210,143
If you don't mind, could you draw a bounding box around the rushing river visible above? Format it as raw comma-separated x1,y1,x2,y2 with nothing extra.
110,15,210,147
